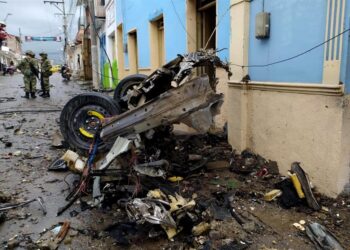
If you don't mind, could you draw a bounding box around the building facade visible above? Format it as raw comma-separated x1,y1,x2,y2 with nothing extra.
0,34,22,69
114,0,230,127
228,0,350,197
103,0,118,89
115,0,230,79
70,0,350,197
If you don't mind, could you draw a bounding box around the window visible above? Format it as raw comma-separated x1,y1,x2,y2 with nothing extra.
197,0,216,50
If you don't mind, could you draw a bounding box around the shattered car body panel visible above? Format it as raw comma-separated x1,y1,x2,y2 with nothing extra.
100,75,223,142
59,49,231,155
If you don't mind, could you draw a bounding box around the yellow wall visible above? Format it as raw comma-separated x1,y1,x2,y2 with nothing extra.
227,82,349,197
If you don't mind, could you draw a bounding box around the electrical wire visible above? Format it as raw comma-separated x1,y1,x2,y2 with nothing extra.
204,0,253,50
230,27,350,68
170,0,196,44
168,0,252,51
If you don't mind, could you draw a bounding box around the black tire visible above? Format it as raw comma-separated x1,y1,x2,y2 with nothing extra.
60,92,121,155
113,74,148,112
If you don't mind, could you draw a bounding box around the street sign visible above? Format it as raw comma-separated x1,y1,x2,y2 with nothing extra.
25,36,62,42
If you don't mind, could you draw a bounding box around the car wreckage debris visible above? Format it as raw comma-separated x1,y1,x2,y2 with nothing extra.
0,197,46,215
305,222,344,250
100,75,223,143
46,50,348,248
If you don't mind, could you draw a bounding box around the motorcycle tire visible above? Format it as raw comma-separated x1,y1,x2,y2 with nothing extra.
113,74,148,112
60,92,121,155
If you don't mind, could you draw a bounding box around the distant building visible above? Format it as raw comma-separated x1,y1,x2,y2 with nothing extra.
0,33,22,69
5,34,22,55
67,26,85,79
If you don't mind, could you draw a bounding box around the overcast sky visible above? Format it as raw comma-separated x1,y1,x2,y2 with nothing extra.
2,0,78,64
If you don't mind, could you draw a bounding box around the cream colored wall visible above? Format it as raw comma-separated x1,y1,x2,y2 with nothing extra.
227,84,350,197
339,95,350,194
186,0,197,52
227,84,248,151
214,68,229,130
116,24,126,79
149,22,160,71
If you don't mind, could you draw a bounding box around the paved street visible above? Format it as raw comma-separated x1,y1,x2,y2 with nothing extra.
0,73,119,249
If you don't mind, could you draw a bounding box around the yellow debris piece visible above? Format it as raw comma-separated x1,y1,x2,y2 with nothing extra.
168,176,184,182
147,189,167,200
264,189,282,201
192,222,210,236
290,173,305,198
168,193,196,213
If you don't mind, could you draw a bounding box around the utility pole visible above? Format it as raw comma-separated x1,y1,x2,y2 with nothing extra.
88,0,99,89
44,0,68,62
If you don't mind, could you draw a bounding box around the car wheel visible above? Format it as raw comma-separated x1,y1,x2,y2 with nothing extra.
60,93,121,155
113,74,148,112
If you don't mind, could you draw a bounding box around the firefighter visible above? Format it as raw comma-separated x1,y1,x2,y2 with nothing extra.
17,50,38,99
39,52,52,98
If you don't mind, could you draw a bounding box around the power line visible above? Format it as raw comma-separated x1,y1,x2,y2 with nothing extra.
204,0,253,49
169,0,252,50
170,0,196,45
230,27,350,68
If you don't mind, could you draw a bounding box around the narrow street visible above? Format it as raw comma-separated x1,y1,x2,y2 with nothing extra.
1,0,350,249
0,73,119,249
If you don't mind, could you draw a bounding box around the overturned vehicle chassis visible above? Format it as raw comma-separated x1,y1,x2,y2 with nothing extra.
58,50,231,234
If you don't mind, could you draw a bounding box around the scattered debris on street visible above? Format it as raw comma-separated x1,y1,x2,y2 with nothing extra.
0,58,349,250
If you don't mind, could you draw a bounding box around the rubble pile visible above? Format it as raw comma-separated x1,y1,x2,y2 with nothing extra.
1,52,348,249
0,128,349,249
44,131,347,249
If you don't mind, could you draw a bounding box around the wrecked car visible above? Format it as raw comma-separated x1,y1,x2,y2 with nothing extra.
57,50,231,232
60,49,231,154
